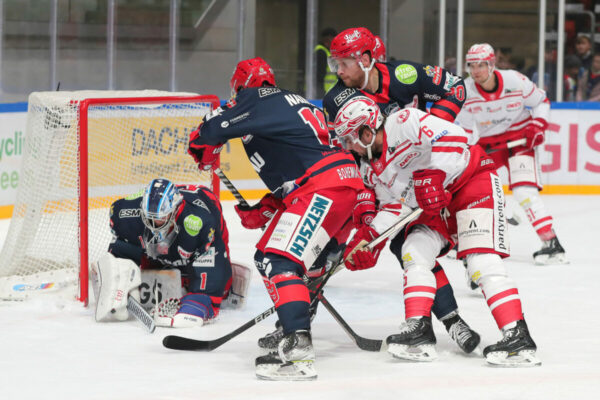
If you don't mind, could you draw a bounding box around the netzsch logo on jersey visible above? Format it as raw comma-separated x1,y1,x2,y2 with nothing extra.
287,195,332,259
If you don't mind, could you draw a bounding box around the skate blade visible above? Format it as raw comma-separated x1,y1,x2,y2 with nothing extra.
534,254,569,265
256,361,317,381
387,343,438,362
485,350,541,367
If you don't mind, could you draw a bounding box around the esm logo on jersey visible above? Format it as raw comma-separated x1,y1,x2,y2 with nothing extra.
287,195,332,260
334,88,356,106
119,209,141,218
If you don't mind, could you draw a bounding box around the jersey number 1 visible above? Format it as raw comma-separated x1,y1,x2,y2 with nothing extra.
298,107,330,146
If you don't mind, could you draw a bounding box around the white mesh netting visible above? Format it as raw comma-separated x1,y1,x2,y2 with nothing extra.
0,90,218,301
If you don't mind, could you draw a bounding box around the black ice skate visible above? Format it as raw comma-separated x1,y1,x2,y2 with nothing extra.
255,330,317,381
386,316,437,361
484,319,541,367
257,320,284,351
533,237,568,265
442,313,481,354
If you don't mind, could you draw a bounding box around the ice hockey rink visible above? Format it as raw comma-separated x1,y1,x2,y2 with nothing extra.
1,195,599,400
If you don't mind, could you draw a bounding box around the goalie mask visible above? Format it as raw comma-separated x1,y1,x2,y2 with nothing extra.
230,57,276,97
466,43,496,83
141,178,183,245
333,96,383,160
328,27,376,90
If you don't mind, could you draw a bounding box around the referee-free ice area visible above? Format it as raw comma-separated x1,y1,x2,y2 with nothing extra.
1,195,599,400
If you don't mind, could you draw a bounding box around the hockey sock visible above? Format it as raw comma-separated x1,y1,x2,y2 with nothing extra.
513,185,556,241
403,265,436,318
430,262,459,320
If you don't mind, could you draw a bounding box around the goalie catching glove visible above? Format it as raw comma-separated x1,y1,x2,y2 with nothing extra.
343,226,387,271
234,193,284,229
154,293,216,328
413,169,452,215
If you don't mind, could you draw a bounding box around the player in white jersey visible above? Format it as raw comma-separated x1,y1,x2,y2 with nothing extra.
334,96,541,367
456,43,567,265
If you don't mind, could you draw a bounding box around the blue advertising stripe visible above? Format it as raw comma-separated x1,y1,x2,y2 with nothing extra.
0,102,28,113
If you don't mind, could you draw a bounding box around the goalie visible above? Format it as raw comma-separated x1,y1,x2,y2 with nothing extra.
93,178,248,328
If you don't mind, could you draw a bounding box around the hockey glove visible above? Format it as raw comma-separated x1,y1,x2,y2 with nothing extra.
187,142,223,171
522,118,547,150
343,226,386,271
413,169,452,215
235,193,284,230
353,188,377,229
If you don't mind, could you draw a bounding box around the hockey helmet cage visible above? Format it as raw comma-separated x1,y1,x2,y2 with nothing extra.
141,178,183,241
230,57,276,96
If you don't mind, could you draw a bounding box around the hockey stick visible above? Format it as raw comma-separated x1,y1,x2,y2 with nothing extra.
127,295,156,333
214,168,249,207
317,293,383,352
162,208,422,351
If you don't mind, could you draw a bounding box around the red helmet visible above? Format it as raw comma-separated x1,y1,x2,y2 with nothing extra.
330,27,376,60
372,35,386,62
230,57,276,96
465,43,495,66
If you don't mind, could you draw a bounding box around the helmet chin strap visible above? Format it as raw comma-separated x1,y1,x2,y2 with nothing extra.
357,127,377,160
358,58,376,90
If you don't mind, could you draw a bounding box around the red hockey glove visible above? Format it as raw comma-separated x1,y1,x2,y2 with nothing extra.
353,188,377,229
188,142,223,171
413,169,452,215
343,226,387,271
234,193,284,230
523,118,547,150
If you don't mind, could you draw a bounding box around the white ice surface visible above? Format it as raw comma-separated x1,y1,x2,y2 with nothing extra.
1,196,599,400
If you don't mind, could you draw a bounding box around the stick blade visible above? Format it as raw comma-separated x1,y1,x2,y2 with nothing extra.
162,335,212,351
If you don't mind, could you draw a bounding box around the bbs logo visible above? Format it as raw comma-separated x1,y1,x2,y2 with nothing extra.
119,208,141,218
334,89,357,106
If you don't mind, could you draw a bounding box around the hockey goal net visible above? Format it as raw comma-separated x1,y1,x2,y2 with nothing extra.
0,90,220,304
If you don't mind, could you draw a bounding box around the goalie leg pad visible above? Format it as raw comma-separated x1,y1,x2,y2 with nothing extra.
94,253,141,322
222,262,252,310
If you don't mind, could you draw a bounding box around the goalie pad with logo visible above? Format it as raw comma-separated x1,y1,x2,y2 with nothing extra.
91,253,141,322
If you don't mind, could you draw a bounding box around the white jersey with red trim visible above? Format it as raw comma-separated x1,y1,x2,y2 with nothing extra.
456,69,550,144
361,108,471,235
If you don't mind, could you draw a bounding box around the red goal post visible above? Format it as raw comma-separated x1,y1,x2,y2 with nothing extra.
0,91,221,305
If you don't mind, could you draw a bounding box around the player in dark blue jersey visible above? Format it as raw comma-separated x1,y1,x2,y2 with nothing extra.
323,28,481,356
188,57,364,381
100,178,233,328
323,27,466,130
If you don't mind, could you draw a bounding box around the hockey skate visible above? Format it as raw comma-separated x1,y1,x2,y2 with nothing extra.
442,313,481,354
257,320,284,351
255,330,317,381
386,317,437,361
533,237,568,265
484,319,541,367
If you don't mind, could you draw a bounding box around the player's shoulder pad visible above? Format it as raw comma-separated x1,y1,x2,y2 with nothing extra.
110,197,142,221
324,81,359,110
385,108,423,144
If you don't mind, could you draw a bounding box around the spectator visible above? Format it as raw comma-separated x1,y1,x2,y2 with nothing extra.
495,47,512,69
529,45,558,101
564,55,582,101
577,53,600,101
575,34,593,72
314,27,337,98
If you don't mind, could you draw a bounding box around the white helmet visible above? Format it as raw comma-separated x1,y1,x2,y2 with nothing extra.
333,96,383,159
466,43,496,82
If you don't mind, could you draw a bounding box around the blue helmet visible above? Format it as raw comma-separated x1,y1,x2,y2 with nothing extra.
140,178,183,241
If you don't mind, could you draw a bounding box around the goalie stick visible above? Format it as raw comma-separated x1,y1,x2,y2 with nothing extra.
127,295,156,333
162,207,423,352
